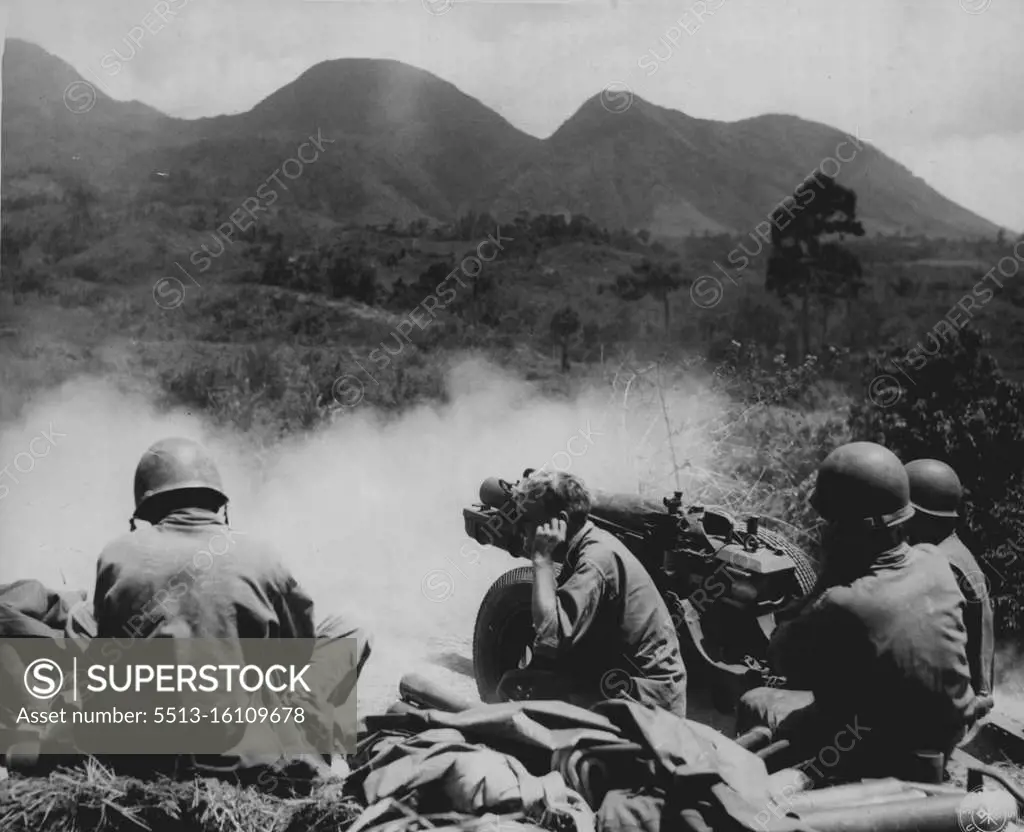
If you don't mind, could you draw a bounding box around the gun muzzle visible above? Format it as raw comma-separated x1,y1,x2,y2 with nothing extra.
479,476,512,508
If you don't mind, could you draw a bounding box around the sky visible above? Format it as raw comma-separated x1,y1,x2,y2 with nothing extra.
5,0,1023,232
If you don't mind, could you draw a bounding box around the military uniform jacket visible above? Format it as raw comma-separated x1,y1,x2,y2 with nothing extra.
935,533,995,699
768,542,978,753
87,508,320,765
533,521,688,717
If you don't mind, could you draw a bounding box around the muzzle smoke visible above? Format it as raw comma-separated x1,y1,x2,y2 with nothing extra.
0,356,728,709
994,645,1024,721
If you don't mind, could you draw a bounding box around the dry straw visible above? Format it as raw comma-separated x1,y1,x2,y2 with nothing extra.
0,759,552,832
0,759,361,832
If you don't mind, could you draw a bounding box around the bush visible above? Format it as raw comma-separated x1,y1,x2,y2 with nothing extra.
697,346,851,548
160,346,333,437
73,263,101,282
326,252,377,303
11,268,54,297
850,326,1024,634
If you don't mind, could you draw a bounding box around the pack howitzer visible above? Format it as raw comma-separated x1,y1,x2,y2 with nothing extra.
463,470,820,710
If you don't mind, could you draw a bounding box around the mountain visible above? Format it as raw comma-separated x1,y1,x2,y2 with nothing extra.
1,37,1001,238
126,57,544,223
2,39,183,185
481,98,998,238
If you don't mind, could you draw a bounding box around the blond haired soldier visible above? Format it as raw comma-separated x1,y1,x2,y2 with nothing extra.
496,469,687,717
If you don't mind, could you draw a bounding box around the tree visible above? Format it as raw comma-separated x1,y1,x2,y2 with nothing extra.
327,250,377,303
260,233,290,287
455,210,497,240
765,173,865,359
59,177,97,239
850,326,1024,634
550,306,581,372
1,223,24,270
996,228,1006,247
610,258,683,331
390,261,450,310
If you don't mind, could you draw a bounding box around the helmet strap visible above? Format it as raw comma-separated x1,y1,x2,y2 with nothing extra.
863,504,915,530
822,522,906,576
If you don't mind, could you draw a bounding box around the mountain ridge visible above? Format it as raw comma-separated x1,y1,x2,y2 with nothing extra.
1,37,1002,238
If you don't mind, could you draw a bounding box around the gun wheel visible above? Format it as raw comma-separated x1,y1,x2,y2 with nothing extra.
472,564,561,703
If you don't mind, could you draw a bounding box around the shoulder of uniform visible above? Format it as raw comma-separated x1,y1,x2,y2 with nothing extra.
816,583,850,606
578,525,623,556
239,537,297,581
574,526,624,573
908,541,943,558
944,534,976,557
906,542,974,588
907,540,960,569
96,529,153,566
816,581,876,621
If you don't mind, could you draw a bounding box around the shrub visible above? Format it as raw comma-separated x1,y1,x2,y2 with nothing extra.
72,263,101,282
850,326,1024,634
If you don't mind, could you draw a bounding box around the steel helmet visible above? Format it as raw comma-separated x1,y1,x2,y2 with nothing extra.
905,459,962,518
133,437,227,512
810,442,913,528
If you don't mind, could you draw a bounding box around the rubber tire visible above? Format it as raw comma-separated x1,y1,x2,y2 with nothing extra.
472,564,560,703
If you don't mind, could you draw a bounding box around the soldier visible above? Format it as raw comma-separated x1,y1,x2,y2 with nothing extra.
495,469,687,717
736,442,981,783
904,459,995,724
88,437,372,783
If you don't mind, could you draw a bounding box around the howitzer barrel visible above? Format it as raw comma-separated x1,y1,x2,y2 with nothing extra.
797,790,1018,832
399,673,475,713
589,490,670,533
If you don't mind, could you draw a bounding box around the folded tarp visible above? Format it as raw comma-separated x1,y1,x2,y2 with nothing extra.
346,799,553,832
0,579,94,639
360,700,624,775
348,725,595,832
592,700,773,807
358,699,818,832
582,701,818,832
0,579,95,752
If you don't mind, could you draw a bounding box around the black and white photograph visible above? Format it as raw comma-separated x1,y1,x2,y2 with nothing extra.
1,0,1023,829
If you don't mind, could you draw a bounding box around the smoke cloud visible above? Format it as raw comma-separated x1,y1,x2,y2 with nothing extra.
3,357,1022,721
0,356,727,710
995,645,1024,722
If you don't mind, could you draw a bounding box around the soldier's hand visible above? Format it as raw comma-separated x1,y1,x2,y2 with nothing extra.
532,518,567,562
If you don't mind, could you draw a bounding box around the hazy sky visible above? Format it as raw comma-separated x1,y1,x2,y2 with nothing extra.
6,0,1023,231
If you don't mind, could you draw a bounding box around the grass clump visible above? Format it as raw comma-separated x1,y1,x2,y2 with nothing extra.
0,759,362,832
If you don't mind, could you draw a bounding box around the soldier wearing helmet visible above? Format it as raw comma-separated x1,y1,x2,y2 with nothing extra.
904,459,995,724
87,437,372,782
736,442,980,783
